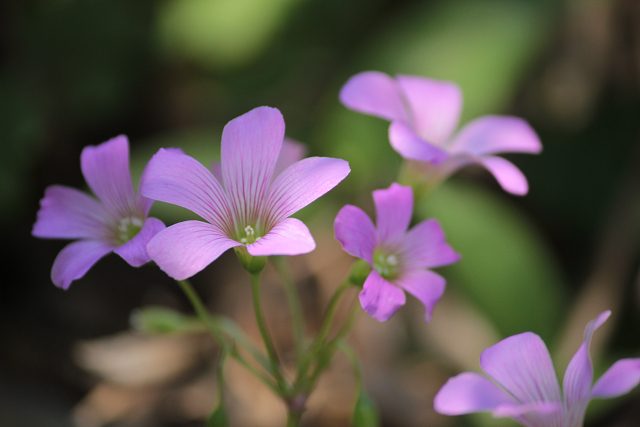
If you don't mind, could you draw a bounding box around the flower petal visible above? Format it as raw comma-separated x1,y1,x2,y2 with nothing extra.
396,75,462,146
32,185,110,240
247,218,315,256
140,149,233,232
401,219,460,269
81,135,139,218
492,401,562,420
563,310,611,426
334,205,376,264
373,183,413,245
113,217,166,267
274,138,307,178
480,332,562,405
264,157,350,226
434,372,515,415
221,106,284,228
51,240,114,289
395,269,445,323
449,115,542,157
136,147,184,217
389,121,449,164
479,156,530,196
339,71,410,123
146,220,241,280
591,358,640,399
359,271,406,322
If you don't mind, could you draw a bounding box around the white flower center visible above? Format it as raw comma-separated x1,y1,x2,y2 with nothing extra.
239,225,261,244
116,216,143,244
373,250,401,279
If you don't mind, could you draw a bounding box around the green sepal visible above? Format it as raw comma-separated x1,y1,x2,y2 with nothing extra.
352,390,380,427
234,246,267,274
130,306,204,334
348,259,372,287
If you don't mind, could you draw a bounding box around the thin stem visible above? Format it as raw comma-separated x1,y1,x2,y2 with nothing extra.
250,272,287,392
286,410,302,427
272,256,305,364
176,279,280,394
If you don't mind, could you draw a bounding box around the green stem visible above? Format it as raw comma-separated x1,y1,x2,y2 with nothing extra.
176,279,279,394
272,256,305,364
250,272,287,392
286,410,302,427
294,280,353,392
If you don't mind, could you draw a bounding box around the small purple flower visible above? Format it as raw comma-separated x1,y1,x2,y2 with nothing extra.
32,136,166,289
339,71,542,195
140,106,350,280
434,310,640,427
334,183,460,322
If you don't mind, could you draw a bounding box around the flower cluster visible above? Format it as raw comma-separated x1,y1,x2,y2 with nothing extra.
32,71,640,427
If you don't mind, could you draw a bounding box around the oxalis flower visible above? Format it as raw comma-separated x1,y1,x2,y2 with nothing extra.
339,71,542,195
334,183,460,322
140,106,350,279
434,310,640,427
32,136,166,289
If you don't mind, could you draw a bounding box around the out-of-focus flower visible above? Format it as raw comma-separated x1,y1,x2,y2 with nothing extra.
434,310,640,427
339,71,542,195
334,183,460,322
32,136,166,289
141,106,350,279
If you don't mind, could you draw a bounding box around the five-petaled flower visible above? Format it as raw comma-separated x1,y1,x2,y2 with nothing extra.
434,310,640,427
339,71,542,195
32,135,166,289
140,106,350,279
334,183,460,322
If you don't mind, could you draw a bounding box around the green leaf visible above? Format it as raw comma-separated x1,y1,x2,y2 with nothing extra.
352,390,380,427
419,180,566,341
207,403,229,427
130,306,204,334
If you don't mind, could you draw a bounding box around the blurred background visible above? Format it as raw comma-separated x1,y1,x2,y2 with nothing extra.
3,0,640,425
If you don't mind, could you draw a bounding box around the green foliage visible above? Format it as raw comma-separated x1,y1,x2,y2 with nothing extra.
419,180,566,341
352,390,380,427
130,306,204,334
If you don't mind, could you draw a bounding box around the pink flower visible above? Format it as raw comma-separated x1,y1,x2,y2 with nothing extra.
334,183,460,322
434,310,640,427
140,106,350,280
339,71,542,195
32,136,166,289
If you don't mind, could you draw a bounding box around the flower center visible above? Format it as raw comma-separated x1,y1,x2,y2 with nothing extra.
239,225,262,245
373,249,400,280
115,216,143,245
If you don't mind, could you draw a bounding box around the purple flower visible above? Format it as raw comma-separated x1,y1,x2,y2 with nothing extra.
32,136,166,289
434,310,640,427
334,183,460,322
140,106,350,280
339,71,542,195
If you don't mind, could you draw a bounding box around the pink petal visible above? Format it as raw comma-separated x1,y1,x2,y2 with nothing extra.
395,269,445,323
247,218,315,256
51,240,114,289
434,372,514,415
389,121,449,164
274,138,307,178
401,219,460,269
339,71,410,123
563,310,611,426
449,115,542,157
80,135,139,218
32,185,111,240
492,401,562,420
396,75,462,146
146,221,241,280
264,157,350,226
373,183,413,245
136,147,184,216
113,217,166,267
480,332,562,405
221,106,284,228
140,149,233,233
591,358,640,399
359,271,406,322
479,156,530,196
333,205,376,264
